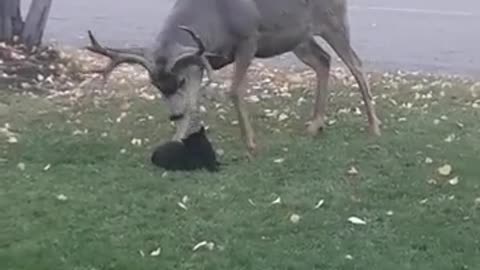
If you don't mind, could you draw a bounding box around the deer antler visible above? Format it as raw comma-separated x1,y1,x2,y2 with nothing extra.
84,30,154,81
177,25,216,87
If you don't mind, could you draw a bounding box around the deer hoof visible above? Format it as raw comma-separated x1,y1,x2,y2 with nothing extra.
306,119,325,137
369,124,382,137
246,141,258,160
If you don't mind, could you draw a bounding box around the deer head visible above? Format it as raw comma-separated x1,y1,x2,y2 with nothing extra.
85,26,216,141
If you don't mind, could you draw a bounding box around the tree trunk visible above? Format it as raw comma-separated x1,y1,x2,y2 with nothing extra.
0,0,23,42
21,0,52,48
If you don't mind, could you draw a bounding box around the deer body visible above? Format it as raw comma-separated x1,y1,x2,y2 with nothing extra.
87,0,381,158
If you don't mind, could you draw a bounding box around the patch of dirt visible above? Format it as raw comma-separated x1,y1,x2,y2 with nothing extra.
0,42,85,92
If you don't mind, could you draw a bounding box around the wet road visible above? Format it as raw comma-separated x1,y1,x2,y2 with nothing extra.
28,0,480,76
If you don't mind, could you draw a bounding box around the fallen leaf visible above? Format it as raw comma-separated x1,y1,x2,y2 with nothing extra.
150,247,161,257
193,241,208,251
352,107,362,115
177,202,188,210
271,197,282,205
206,242,215,250
56,194,68,201
438,164,452,176
7,136,18,143
182,195,189,204
314,199,325,209
448,176,459,186
348,167,358,175
43,164,51,171
427,178,438,185
278,113,289,121
248,198,256,206
386,210,394,216
17,162,26,171
345,254,354,260
274,158,285,164
425,157,433,164
327,119,337,126
290,214,301,224
348,216,367,225
420,198,429,204
131,138,142,146
444,134,456,143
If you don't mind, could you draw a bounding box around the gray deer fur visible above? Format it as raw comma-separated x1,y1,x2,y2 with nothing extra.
86,0,381,157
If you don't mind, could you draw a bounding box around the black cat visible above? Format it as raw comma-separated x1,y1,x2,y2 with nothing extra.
151,126,220,172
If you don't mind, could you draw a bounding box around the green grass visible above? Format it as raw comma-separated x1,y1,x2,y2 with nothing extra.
1,74,480,270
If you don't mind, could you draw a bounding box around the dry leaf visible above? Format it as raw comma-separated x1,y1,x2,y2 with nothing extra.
193,241,214,251
448,176,459,186
348,216,367,225
425,157,433,164
150,247,161,257
348,167,359,175
327,119,337,126
17,162,26,171
7,136,18,143
271,197,282,205
278,113,289,121
345,254,354,260
56,194,68,201
289,214,301,224
444,134,456,143
274,158,285,164
248,199,256,206
474,198,480,205
177,202,188,210
43,164,51,171
438,164,452,176
420,198,429,204
427,178,438,185
386,210,394,216
131,138,142,146
314,199,325,209
352,107,362,115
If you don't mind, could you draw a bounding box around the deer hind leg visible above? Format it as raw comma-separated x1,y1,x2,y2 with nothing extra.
293,38,332,136
322,31,381,136
229,38,258,157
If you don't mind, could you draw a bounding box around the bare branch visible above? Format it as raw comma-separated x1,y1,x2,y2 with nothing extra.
84,30,153,80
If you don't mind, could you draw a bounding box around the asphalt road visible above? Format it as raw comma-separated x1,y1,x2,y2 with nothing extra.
25,0,480,77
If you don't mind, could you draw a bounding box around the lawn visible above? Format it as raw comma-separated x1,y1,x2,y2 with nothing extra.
1,69,480,270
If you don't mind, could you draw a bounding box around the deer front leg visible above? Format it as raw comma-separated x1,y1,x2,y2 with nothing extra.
229,40,258,157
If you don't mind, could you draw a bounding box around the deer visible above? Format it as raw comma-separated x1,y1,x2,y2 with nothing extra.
85,0,381,158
